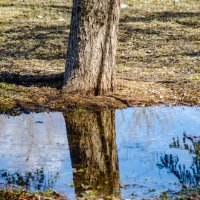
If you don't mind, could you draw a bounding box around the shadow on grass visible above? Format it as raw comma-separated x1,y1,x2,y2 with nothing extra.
118,26,161,42
119,26,161,35
120,11,200,23
182,51,200,57
0,23,68,88
0,3,69,88
0,3,72,11
0,71,64,88
176,20,200,28
1,24,70,60
119,11,199,43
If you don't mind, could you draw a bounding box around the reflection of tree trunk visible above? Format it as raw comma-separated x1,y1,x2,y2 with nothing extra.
65,110,120,199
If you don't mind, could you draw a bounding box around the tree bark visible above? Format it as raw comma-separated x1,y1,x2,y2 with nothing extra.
63,0,120,95
65,110,120,199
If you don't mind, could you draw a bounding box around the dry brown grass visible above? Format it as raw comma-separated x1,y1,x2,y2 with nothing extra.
0,188,65,200
0,0,199,113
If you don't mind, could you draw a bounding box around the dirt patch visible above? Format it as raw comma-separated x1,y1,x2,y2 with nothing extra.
0,0,199,113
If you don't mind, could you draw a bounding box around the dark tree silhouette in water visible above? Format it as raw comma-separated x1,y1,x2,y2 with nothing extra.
63,0,120,95
65,110,120,199
158,134,200,187
0,168,59,191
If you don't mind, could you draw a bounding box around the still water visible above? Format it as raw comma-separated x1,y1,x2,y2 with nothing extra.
0,106,200,199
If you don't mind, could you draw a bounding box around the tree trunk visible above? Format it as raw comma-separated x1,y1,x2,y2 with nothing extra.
63,0,120,95
65,110,120,199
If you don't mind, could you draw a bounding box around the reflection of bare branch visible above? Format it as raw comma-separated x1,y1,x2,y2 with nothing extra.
158,135,200,187
0,168,59,191
130,107,171,138
25,114,35,162
185,135,200,155
0,115,7,138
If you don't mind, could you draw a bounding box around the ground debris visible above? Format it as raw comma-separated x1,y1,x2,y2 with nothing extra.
0,0,199,113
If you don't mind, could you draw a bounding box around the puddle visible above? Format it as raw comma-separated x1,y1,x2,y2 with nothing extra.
116,106,200,199
0,106,200,199
0,112,75,199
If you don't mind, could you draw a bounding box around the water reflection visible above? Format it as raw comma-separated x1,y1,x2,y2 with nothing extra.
0,168,58,191
0,112,74,198
116,106,200,199
158,134,200,186
65,110,120,199
0,106,200,199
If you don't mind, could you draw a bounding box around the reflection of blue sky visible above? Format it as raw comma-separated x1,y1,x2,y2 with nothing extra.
115,106,200,199
0,106,200,199
0,112,75,200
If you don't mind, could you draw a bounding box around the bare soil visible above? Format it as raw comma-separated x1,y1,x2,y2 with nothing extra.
0,0,200,113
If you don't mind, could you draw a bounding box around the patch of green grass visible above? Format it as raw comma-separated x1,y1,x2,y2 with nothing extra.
73,107,87,113
0,83,15,90
0,188,65,200
0,96,16,112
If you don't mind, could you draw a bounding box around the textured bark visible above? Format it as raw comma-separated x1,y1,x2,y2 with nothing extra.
63,0,120,95
65,110,120,199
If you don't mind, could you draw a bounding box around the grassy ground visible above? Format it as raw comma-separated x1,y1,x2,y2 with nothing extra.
0,0,200,113
0,188,65,200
